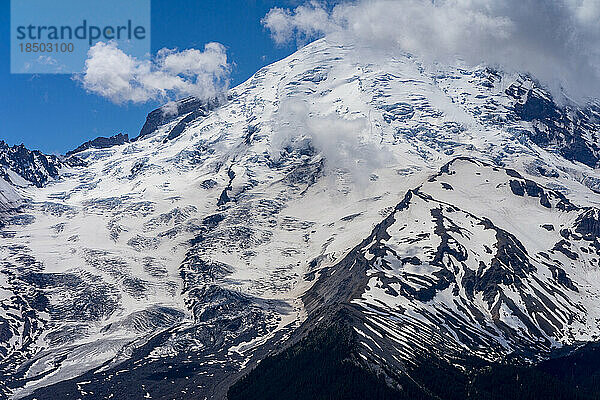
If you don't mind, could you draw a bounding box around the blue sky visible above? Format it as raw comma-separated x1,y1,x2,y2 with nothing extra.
0,0,298,154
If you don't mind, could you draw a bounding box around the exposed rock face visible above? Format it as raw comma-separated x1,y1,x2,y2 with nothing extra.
136,97,217,140
507,80,600,168
66,133,129,156
0,141,61,188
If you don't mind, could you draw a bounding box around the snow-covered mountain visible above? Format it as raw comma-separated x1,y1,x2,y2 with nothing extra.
2,38,600,399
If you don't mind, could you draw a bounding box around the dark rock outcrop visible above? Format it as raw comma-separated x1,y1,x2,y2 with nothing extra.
66,133,129,156
136,97,218,141
507,81,600,168
0,141,61,187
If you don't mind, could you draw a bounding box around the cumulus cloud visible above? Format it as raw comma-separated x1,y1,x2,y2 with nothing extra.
80,41,230,104
263,0,600,103
263,1,335,46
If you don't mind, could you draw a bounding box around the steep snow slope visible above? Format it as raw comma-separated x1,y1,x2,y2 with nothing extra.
0,179,21,213
2,38,600,399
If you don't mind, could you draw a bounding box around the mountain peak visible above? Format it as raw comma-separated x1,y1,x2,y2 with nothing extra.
66,133,130,156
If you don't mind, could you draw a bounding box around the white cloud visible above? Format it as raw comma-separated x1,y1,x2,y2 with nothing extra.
262,1,335,46
271,98,393,187
80,41,230,104
263,0,600,104
161,100,179,116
